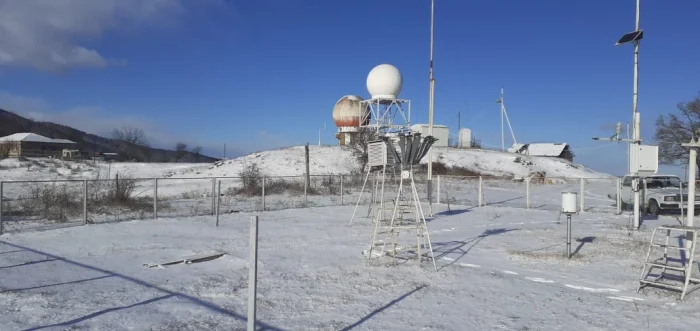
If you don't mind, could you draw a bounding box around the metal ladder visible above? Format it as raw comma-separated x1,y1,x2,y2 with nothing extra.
637,225,700,300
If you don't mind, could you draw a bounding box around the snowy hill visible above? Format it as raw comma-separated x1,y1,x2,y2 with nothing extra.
0,157,201,181
0,145,613,181
168,145,613,179
168,146,361,178
428,147,611,179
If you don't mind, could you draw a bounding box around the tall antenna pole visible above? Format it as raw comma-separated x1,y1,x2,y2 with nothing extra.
500,87,505,151
427,0,436,214
631,0,641,229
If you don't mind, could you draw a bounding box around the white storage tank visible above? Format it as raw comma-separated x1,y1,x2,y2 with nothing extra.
458,128,472,148
410,124,449,147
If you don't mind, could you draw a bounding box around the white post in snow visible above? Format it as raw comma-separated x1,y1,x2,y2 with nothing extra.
247,216,259,331
216,181,222,227
478,176,483,207
682,136,700,227
340,175,344,205
616,177,622,215
153,178,158,219
261,177,266,212
437,175,441,204
83,179,88,225
526,177,530,209
579,178,585,213
211,177,216,215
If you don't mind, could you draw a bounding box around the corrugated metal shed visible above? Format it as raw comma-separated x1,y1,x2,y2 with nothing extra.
0,133,76,144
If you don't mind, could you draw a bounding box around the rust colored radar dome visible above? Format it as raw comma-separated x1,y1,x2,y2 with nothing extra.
333,95,370,128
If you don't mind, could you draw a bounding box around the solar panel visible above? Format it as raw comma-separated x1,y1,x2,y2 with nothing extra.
616,30,643,46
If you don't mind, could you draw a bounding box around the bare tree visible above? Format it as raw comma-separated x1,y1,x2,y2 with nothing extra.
349,128,378,173
191,145,202,162
111,125,149,161
112,125,149,146
175,142,188,161
655,93,700,172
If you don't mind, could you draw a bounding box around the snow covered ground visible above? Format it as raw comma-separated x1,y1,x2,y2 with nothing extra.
0,146,617,235
0,173,620,234
1,204,699,330
0,146,611,182
169,145,612,179
0,157,201,182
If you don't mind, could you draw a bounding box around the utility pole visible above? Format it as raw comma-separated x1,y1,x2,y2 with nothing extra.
630,0,642,230
426,0,436,215
499,87,505,151
458,111,461,131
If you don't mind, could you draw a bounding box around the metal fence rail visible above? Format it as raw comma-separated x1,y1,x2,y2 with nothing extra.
0,174,622,234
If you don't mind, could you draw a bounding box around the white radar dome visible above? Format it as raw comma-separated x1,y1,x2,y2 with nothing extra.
366,64,403,100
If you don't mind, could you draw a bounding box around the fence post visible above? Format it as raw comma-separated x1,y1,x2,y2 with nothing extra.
437,175,441,204
211,177,216,215
579,178,585,212
83,180,88,225
478,176,483,207
616,177,622,214
526,177,530,209
216,180,221,227
0,181,4,235
247,215,259,331
304,176,308,207
261,177,266,212
153,178,158,219
340,175,344,205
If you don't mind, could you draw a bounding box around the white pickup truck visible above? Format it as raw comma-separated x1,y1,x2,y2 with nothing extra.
617,174,700,215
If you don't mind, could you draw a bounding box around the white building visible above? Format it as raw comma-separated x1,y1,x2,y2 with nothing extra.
458,128,472,148
410,124,449,147
508,142,574,161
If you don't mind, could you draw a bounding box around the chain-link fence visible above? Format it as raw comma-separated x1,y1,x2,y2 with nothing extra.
0,174,623,234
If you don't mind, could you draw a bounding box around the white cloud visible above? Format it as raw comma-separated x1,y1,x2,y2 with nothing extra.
0,0,190,70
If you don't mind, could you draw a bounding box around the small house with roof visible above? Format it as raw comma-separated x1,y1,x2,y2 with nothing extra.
0,133,77,158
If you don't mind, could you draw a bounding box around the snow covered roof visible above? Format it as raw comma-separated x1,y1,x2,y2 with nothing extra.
0,133,76,144
511,143,570,157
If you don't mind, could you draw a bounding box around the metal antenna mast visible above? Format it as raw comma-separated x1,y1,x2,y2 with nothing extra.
496,87,518,151
426,0,436,215
629,0,642,230
593,0,644,230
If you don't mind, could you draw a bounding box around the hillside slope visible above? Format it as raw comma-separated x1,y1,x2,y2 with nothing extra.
428,147,611,179
0,109,216,163
169,145,613,179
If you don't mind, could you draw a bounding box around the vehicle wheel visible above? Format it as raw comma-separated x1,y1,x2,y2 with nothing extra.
647,200,661,216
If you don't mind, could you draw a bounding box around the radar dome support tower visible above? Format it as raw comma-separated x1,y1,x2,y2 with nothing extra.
360,64,411,134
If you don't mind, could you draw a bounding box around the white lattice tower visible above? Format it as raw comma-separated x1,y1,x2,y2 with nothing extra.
367,168,436,270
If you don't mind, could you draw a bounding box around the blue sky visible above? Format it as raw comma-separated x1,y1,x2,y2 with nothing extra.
0,0,699,176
